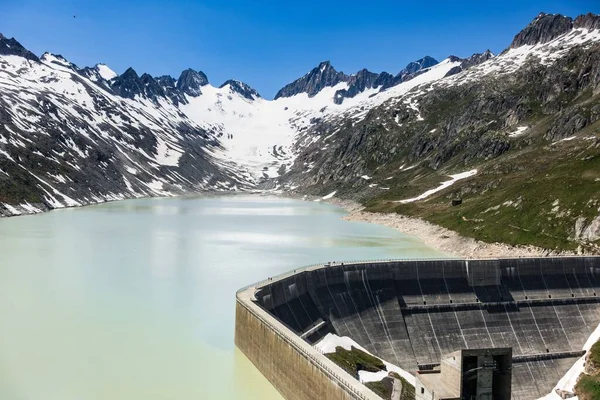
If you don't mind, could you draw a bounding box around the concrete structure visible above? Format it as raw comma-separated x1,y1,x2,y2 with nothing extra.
235,282,380,400
235,257,600,400
415,348,512,400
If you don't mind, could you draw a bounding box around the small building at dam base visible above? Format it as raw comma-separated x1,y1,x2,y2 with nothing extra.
235,257,600,400
415,348,512,400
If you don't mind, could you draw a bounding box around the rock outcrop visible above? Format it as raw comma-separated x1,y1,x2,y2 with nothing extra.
510,13,574,48
274,61,348,99
0,33,39,61
176,68,209,97
220,79,261,100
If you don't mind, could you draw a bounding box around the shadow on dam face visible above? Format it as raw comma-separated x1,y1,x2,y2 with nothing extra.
253,257,600,400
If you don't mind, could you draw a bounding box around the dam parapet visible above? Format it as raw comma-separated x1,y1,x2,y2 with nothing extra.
236,257,600,400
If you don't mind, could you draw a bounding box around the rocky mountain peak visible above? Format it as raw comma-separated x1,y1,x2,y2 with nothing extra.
110,67,144,99
176,68,209,97
464,50,495,67
219,79,261,100
157,75,176,86
274,60,349,99
396,56,439,83
574,13,600,31
0,33,39,62
510,13,573,48
121,67,139,79
444,50,496,78
402,56,438,75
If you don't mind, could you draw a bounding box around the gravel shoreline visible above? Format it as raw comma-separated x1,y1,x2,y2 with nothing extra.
325,198,570,259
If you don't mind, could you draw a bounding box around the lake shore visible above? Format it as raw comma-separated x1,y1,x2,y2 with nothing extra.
324,198,572,259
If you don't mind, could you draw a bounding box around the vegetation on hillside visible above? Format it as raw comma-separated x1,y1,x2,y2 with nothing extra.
366,123,600,253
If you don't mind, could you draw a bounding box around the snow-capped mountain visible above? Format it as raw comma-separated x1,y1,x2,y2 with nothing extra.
1,10,600,248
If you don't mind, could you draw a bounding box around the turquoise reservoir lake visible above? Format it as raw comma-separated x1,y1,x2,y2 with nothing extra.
0,195,443,400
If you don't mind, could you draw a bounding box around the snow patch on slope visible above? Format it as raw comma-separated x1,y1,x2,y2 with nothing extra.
396,169,478,203
96,63,117,80
509,126,529,137
538,322,600,400
315,333,415,385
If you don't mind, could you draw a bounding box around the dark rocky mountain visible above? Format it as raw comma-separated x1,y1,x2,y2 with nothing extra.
110,67,146,99
444,50,494,77
274,61,348,99
333,69,395,105
176,68,208,97
156,75,187,104
275,55,441,105
0,33,39,61
93,66,211,103
110,69,173,102
140,73,167,99
396,56,439,82
219,79,261,100
510,13,574,48
459,50,494,69
277,56,441,103
575,13,600,30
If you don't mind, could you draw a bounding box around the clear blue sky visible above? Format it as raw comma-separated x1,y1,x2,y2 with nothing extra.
2,0,599,98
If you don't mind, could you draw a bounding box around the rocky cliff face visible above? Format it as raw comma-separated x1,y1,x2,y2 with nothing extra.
510,13,574,48
177,68,209,96
575,13,600,30
155,75,187,105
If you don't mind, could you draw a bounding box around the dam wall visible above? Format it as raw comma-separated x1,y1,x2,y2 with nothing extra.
237,257,600,400
235,282,380,400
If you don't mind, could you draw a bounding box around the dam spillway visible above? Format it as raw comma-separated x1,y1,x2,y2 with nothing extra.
236,257,600,400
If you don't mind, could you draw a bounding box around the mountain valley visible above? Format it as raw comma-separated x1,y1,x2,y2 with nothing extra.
1,12,600,252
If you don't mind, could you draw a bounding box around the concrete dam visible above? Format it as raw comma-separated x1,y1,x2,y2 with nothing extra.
235,257,600,400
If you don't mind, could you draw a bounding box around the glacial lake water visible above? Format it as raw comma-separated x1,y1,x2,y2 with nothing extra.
0,195,444,400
